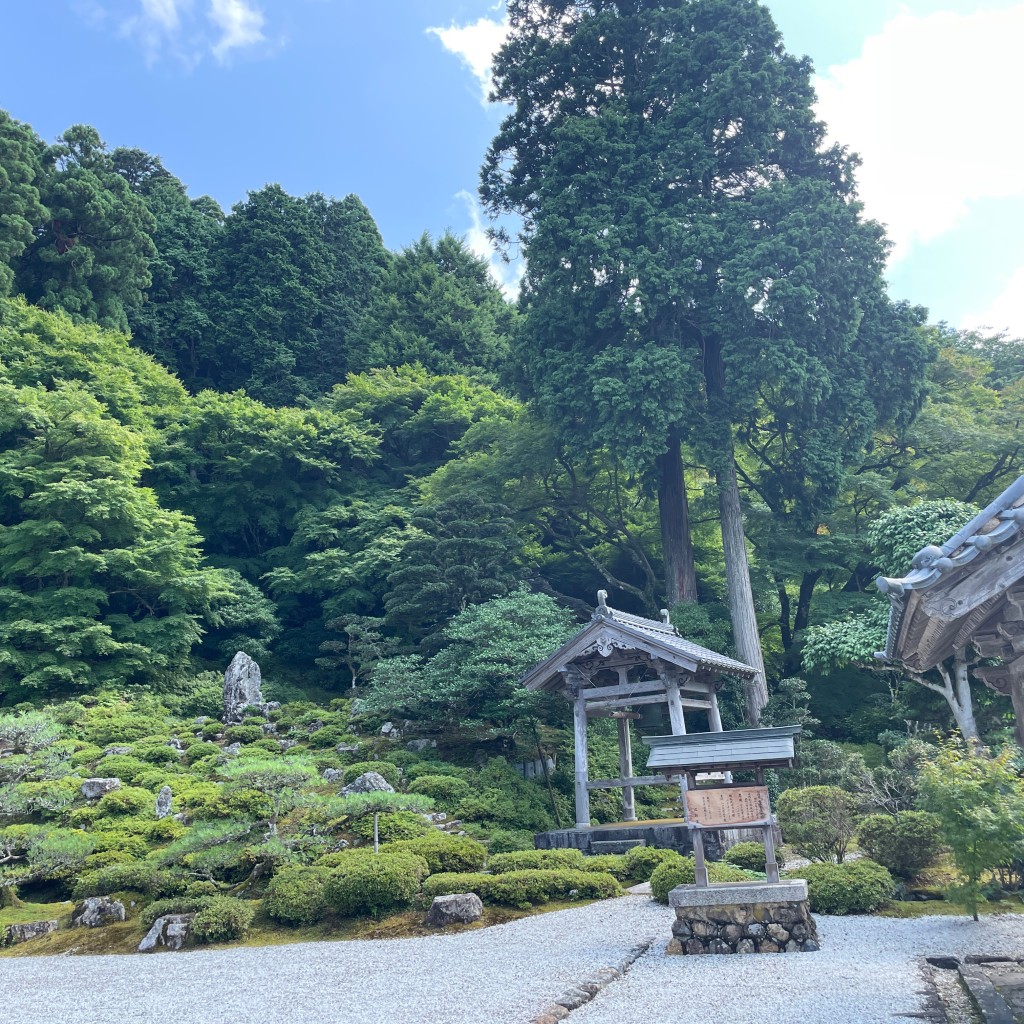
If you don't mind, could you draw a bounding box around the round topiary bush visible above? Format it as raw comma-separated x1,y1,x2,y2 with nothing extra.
383,833,487,874
856,812,944,879
488,849,584,873
486,829,535,854
93,754,150,785
265,866,331,925
350,811,431,844
724,841,767,872
96,786,153,816
223,725,264,745
191,896,256,943
580,854,629,880
776,785,860,863
785,859,895,914
341,761,401,788
324,856,421,917
650,855,693,902
623,846,682,882
407,775,472,805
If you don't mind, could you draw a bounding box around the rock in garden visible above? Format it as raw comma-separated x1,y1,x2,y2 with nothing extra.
102,745,133,756
222,651,263,725
138,913,194,953
2,920,58,947
379,721,401,739
72,897,126,928
340,771,393,794
155,785,173,819
425,893,483,927
406,739,437,752
81,778,121,799
223,742,242,756
322,768,343,783
335,742,360,754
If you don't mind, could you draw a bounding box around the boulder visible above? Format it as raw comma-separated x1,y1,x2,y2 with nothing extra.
102,745,133,757
425,893,483,928
2,920,58,946
279,739,297,751
379,721,401,740
138,913,194,953
81,778,121,800
334,742,360,754
155,785,173,819
322,768,343,783
222,742,243,756
72,896,126,928
222,651,263,725
340,771,393,794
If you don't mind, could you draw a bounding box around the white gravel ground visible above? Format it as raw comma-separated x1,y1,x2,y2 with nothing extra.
1,898,1022,1024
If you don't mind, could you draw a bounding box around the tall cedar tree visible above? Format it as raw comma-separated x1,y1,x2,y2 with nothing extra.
483,0,930,720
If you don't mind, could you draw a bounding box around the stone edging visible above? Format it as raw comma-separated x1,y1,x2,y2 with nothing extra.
530,938,654,1024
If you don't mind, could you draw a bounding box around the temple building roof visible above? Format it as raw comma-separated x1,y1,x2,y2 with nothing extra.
520,591,756,693
876,474,1024,671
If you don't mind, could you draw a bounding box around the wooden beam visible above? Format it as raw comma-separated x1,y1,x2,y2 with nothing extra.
585,693,711,712
577,680,666,700
586,775,679,790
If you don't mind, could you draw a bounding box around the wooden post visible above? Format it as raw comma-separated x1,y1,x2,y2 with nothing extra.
763,823,780,884
709,690,733,785
616,716,636,822
663,674,688,800
573,693,591,829
687,771,709,887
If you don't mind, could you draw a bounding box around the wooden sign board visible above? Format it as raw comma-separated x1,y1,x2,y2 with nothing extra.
685,785,771,827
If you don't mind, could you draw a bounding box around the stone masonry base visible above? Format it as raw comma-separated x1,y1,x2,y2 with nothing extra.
667,881,819,955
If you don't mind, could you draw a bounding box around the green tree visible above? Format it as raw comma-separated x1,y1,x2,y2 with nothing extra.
316,615,399,690
15,125,156,330
483,0,930,722
920,741,1024,919
0,377,228,700
776,785,860,863
328,791,432,854
0,110,46,297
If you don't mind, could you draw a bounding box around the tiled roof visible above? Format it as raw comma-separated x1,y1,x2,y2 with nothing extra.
876,474,1024,662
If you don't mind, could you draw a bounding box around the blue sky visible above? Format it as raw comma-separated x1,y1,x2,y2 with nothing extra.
3,1,1022,335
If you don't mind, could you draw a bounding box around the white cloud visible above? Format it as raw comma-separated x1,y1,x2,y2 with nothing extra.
814,6,1024,262
427,15,508,105
961,266,1024,339
209,0,265,61
114,0,266,65
457,189,523,298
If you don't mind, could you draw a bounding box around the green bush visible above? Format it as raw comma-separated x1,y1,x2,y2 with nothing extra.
133,743,182,766
486,829,535,853
83,850,137,870
93,754,150,785
383,833,486,874
140,895,210,927
91,830,150,859
650,856,759,903
69,743,103,767
265,866,331,925
785,859,895,914
73,863,186,899
856,812,944,879
488,849,584,873
407,775,472,805
192,896,256,943
145,817,188,842
318,849,430,884
323,856,421,917
223,725,264,745
202,722,225,740
350,811,431,843
96,786,153,816
724,842,767,872
623,846,682,881
580,854,629,880
777,785,860,863
342,761,401,788
405,762,470,782
424,869,621,908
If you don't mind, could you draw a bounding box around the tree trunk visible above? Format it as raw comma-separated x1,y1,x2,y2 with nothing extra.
717,458,770,723
1010,677,1024,751
373,812,380,854
656,435,698,607
922,651,982,750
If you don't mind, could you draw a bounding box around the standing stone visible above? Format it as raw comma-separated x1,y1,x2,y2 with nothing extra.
138,913,195,952
155,785,173,819
72,897,126,928
2,920,58,946
339,771,394,794
222,651,263,725
425,893,483,927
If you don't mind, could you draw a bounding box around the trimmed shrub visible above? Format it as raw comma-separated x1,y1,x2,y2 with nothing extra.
777,785,860,863
350,811,431,843
650,857,760,903
580,854,629,880
318,849,430,884
202,722,225,740
407,775,472,805
785,859,895,914
140,896,210,927
192,896,256,943
623,846,682,881
74,863,186,899
133,743,183,766
69,743,104,767
724,841,767,872
323,856,421,917
486,829,535,854
96,786,153,817
342,761,401,788
223,725,264,745
383,833,486,874
856,812,944,879
145,817,188,842
488,849,584,873
83,850,137,870
405,762,471,782
93,754,150,785
424,869,621,908
265,866,331,925
91,830,150,859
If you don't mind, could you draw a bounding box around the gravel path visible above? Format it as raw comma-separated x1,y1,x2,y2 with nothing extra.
1,898,1023,1024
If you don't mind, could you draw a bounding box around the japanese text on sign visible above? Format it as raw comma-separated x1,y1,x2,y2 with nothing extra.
685,786,771,827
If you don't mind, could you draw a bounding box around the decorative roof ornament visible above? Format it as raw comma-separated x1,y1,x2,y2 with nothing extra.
596,589,610,615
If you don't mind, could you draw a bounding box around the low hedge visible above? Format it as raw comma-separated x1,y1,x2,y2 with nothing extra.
318,848,430,884
407,775,472,805
423,869,622,908
323,856,421,917
856,812,944,879
265,866,331,925
622,846,681,881
350,811,432,843
650,856,762,903
488,849,584,873
383,833,486,874
73,863,186,899
784,859,895,914
580,854,629,880
724,841,767,873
